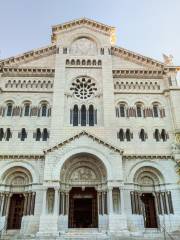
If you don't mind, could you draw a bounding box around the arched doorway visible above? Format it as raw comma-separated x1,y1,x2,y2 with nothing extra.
7,194,25,229
60,154,107,228
133,166,163,229
0,166,35,230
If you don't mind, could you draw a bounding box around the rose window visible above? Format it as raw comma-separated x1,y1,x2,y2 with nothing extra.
70,77,97,100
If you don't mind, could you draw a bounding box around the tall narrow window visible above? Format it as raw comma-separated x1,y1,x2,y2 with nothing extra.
139,129,146,141
81,105,86,126
120,104,125,117
21,128,27,141
41,104,47,117
153,104,159,117
119,129,124,141
24,104,30,116
0,128,4,141
112,188,120,214
154,129,160,141
42,128,49,141
126,129,131,141
6,128,12,141
89,105,94,126
73,105,79,126
7,104,13,116
161,129,167,142
136,105,142,117
36,128,41,141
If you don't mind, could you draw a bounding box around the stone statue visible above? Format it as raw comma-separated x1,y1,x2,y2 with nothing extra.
163,54,173,65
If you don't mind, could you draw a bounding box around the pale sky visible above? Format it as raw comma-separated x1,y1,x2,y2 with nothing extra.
0,0,180,65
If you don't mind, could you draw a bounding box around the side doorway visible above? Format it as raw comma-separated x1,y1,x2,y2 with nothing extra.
7,194,25,229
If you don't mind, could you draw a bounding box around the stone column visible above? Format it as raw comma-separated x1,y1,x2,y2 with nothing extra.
108,188,113,214
53,188,59,216
42,188,47,215
120,187,125,214
65,192,69,216
23,193,28,216
0,193,5,216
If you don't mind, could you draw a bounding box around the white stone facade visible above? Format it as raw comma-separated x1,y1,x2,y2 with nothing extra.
0,18,180,238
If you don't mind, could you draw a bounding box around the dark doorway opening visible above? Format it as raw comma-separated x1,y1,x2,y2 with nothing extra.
7,194,25,229
69,187,98,228
141,193,158,228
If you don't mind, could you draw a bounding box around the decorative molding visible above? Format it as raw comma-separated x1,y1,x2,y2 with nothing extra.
123,154,173,160
44,130,123,154
51,17,115,43
112,46,164,69
0,155,44,160
112,69,164,79
0,67,55,77
0,45,57,67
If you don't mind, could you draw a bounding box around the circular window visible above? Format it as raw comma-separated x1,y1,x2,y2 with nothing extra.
70,77,97,100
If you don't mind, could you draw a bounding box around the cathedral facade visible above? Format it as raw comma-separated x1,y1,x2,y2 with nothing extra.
0,18,180,239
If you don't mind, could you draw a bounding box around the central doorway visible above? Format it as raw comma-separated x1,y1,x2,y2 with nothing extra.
141,193,158,228
7,194,25,229
69,187,98,228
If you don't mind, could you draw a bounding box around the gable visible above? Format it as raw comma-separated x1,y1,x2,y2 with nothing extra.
44,131,123,155
112,55,147,69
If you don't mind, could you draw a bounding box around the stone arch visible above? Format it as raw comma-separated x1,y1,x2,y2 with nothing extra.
127,161,167,184
52,147,112,180
1,166,33,186
60,153,107,186
0,161,39,184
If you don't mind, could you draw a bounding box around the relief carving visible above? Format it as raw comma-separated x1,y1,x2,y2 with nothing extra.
70,38,97,55
70,167,97,181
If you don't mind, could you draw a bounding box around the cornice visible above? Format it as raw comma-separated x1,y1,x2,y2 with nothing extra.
51,17,115,43
0,45,57,67
111,46,164,69
123,154,173,160
112,69,164,78
0,67,55,77
44,130,123,154
0,155,44,160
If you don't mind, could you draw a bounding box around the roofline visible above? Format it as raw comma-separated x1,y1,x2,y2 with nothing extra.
52,17,115,32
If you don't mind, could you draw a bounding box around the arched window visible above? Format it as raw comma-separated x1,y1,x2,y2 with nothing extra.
126,129,131,141
19,128,27,141
154,129,160,141
42,128,49,141
89,105,94,126
81,105,86,126
41,104,47,117
153,104,159,117
161,129,168,142
119,104,125,117
0,128,4,141
73,105,79,126
6,103,13,116
119,129,124,141
5,128,12,141
24,103,30,116
136,104,142,117
36,128,41,141
139,129,146,142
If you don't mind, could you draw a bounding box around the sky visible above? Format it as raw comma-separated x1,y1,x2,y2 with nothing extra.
0,0,180,66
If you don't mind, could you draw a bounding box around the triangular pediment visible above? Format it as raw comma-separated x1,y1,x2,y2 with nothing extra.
51,18,115,43
0,44,57,68
44,130,123,154
112,46,164,70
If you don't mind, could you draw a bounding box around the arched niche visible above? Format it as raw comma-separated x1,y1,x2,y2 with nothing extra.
60,153,107,187
1,166,33,192
70,37,98,56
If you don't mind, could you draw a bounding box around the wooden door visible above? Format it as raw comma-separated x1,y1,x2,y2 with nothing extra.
7,194,25,229
141,193,157,228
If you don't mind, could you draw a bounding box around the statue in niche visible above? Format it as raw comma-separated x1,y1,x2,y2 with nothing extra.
47,189,54,214
70,167,96,181
70,37,97,55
